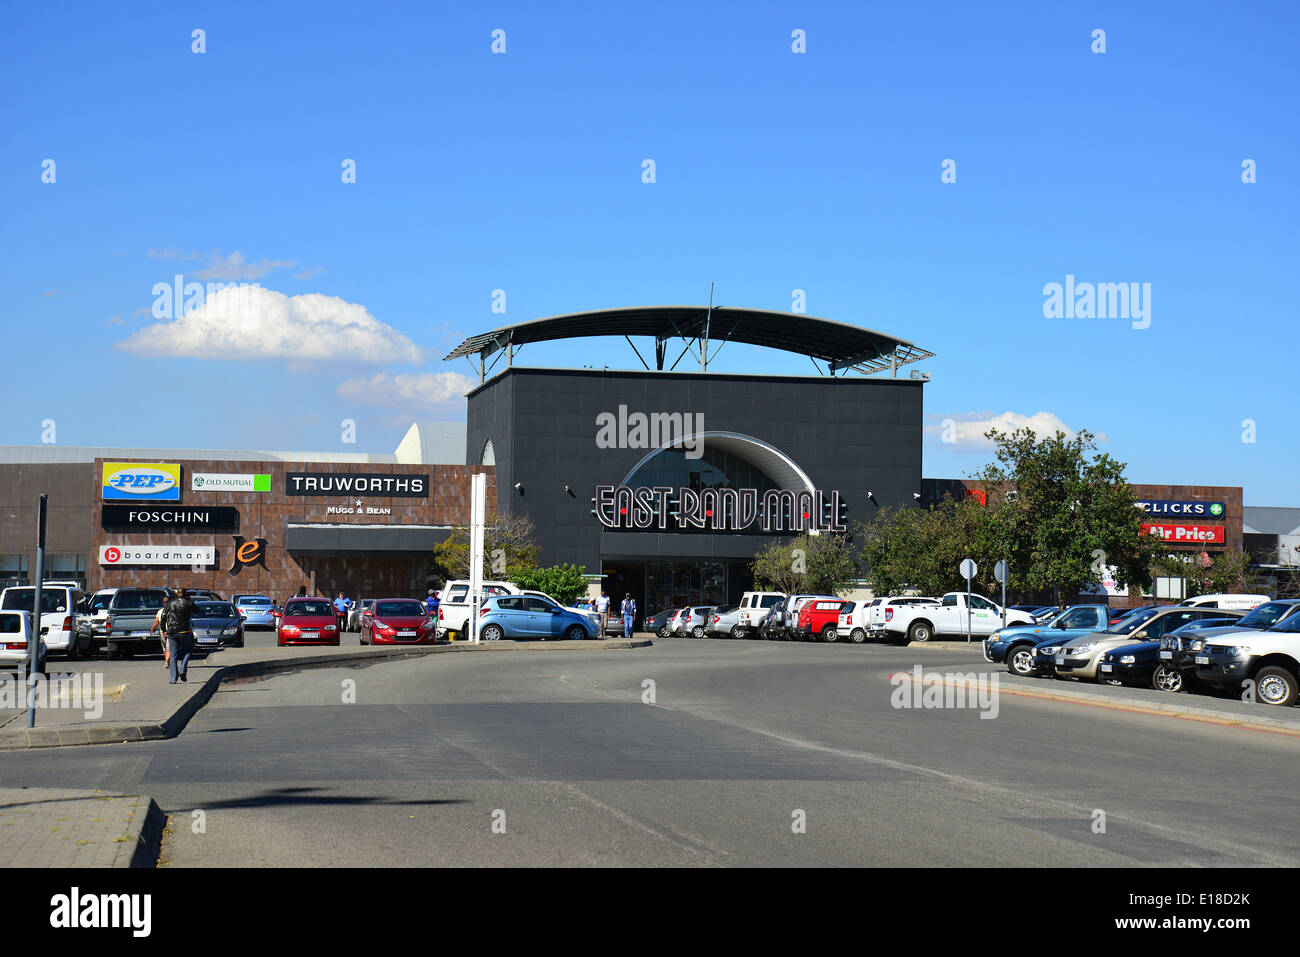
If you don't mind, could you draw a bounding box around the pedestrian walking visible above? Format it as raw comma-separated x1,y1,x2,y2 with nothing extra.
151,593,172,669
425,589,439,615
621,593,637,638
595,590,611,637
161,587,198,684
333,592,351,633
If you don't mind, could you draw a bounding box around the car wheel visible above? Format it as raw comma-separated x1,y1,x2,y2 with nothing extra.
657,627,670,638
565,624,585,642
908,622,932,643
1254,666,1298,707
64,636,79,661
1007,645,1036,678
850,628,866,644
731,625,745,639
692,625,705,639
481,624,504,642
821,624,839,643
1151,665,1182,693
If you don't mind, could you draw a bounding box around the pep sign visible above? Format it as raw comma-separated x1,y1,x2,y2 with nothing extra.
102,463,181,501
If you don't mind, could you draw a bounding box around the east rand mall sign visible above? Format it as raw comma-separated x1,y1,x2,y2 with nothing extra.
594,485,847,532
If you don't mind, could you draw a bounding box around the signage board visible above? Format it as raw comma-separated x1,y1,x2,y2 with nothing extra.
101,462,181,501
286,472,430,497
1136,500,1225,518
99,545,215,566
101,505,238,532
191,473,271,492
1142,523,1226,544
594,485,846,533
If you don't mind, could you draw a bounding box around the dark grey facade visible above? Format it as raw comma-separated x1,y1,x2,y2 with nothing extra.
0,464,95,587
466,367,925,581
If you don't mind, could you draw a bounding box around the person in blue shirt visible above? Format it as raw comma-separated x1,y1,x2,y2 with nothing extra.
425,590,440,615
333,593,352,633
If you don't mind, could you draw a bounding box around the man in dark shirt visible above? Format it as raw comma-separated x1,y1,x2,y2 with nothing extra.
163,587,199,684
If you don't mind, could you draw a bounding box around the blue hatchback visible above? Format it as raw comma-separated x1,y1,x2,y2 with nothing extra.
478,595,598,641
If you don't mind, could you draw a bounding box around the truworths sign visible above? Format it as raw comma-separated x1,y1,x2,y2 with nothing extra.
595,485,847,533
191,473,271,492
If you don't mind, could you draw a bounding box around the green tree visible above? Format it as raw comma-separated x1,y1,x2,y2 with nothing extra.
1151,549,1255,598
751,532,858,597
512,564,590,605
859,494,1004,597
972,427,1162,603
433,512,541,581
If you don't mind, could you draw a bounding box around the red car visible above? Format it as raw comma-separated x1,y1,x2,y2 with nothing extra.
360,598,438,644
796,598,849,642
276,597,340,646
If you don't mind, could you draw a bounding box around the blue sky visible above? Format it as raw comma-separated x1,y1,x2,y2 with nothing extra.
3,1,1296,502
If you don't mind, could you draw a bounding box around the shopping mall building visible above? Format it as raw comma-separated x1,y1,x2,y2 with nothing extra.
0,306,1289,609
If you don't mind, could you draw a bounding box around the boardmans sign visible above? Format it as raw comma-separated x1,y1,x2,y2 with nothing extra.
102,463,181,501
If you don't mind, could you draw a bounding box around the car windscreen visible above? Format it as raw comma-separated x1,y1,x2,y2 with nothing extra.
1,589,69,613
285,601,334,617
109,590,168,611
1235,602,1295,629
195,603,236,619
375,601,426,617
1106,607,1159,634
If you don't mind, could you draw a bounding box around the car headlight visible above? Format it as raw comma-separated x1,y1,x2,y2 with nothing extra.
1190,639,1205,651
990,631,1001,643
1039,646,1060,656
1072,642,1095,654
1227,646,1250,657
1119,655,1136,664
222,626,237,636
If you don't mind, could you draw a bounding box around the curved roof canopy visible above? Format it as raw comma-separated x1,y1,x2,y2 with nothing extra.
444,306,934,380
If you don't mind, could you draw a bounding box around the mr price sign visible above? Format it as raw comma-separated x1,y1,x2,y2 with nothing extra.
1142,523,1225,545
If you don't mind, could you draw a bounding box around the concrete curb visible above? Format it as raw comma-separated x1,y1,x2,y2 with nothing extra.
124,797,166,868
0,638,653,750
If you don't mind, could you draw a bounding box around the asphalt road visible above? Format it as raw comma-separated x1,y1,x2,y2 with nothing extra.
2,635,1298,867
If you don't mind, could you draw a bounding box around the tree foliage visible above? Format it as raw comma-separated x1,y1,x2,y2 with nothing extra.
512,564,590,605
1151,549,1254,598
971,427,1162,601
858,495,1005,597
433,512,541,581
751,532,858,597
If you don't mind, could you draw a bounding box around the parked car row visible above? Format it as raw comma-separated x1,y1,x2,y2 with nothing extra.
985,597,1300,706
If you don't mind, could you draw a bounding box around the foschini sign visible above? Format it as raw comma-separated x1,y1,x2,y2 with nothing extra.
594,485,847,532
101,505,239,533
286,472,430,497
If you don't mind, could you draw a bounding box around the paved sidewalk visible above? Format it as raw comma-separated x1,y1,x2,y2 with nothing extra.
0,637,652,750
0,788,164,867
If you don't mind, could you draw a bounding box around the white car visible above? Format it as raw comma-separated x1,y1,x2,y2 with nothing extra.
0,585,92,659
866,596,941,637
881,592,1032,643
0,610,44,669
836,600,873,643
737,591,785,637
86,587,119,640
437,580,519,638
1178,593,1271,611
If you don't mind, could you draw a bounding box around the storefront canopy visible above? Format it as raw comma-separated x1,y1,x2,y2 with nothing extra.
286,524,457,554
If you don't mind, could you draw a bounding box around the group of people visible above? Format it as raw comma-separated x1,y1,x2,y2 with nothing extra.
573,590,639,638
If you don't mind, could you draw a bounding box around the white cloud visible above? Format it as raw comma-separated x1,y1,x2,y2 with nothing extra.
337,371,477,409
925,411,1108,452
103,314,125,327
117,286,424,363
195,250,295,280
42,288,57,297
293,265,326,280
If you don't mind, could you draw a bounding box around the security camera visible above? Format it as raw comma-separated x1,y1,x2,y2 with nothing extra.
514,482,523,491
563,485,572,493
912,492,921,499
866,491,874,499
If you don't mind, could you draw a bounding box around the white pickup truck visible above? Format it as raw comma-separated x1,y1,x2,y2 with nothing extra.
882,592,1034,643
